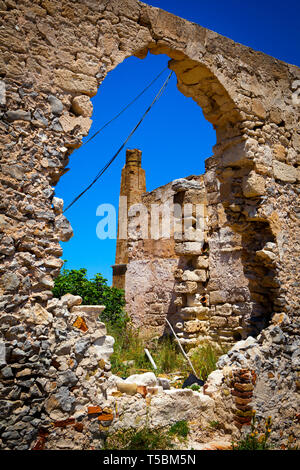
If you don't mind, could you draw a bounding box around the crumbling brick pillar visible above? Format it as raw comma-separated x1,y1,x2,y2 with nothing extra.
112,149,146,289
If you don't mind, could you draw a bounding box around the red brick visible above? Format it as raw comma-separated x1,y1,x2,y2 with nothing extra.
98,413,114,422
88,406,102,415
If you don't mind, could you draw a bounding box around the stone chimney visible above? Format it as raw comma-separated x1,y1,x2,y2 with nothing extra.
112,149,146,289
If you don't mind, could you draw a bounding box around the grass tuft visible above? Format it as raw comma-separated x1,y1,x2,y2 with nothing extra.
106,320,226,381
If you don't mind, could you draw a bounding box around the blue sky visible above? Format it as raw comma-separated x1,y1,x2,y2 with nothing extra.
56,0,300,285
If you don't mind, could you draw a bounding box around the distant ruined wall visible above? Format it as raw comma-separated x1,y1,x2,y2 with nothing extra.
0,0,299,449
125,171,261,346
125,178,180,337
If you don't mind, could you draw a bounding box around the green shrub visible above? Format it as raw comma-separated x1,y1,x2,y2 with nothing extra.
169,420,189,439
187,384,201,392
52,266,126,325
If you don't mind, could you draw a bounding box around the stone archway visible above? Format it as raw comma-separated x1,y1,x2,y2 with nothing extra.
0,0,299,450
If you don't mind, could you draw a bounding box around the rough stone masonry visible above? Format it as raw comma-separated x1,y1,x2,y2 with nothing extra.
0,0,299,450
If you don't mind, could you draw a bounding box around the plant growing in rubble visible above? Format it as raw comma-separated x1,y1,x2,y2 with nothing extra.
232,412,273,450
104,427,174,450
169,420,189,439
105,420,189,450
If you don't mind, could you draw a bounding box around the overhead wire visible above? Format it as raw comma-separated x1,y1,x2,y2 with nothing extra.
63,69,173,213
80,65,169,148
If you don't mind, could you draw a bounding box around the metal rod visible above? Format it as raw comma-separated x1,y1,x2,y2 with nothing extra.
165,318,198,377
144,348,157,370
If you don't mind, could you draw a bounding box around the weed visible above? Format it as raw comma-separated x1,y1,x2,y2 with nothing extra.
169,420,189,439
187,384,201,391
209,420,222,430
105,420,190,450
106,320,224,381
185,344,224,382
232,411,273,450
105,427,174,450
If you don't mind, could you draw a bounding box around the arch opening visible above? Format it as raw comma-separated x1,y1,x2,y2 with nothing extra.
55,44,279,348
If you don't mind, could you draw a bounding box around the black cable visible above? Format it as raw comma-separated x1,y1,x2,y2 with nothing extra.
63,70,173,213
81,66,169,147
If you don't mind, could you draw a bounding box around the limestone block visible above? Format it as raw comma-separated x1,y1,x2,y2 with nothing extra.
182,269,206,282
108,0,140,21
210,316,227,328
71,95,93,117
174,296,183,307
229,336,257,353
92,335,115,361
194,269,207,282
203,369,224,397
186,293,206,307
149,389,215,428
215,304,233,316
116,382,137,395
194,256,209,269
273,143,287,162
55,215,73,242
71,305,105,315
175,241,204,255
251,98,267,119
181,306,209,320
172,178,203,192
1,272,20,292
59,113,92,136
149,303,164,314
52,197,64,215
61,294,82,309
0,214,12,232
182,227,204,242
184,319,203,333
256,248,276,263
291,131,300,152
273,160,299,183
174,282,198,294
55,69,98,96
209,290,228,304
242,171,266,198
221,141,252,168
180,64,212,85
25,303,53,326
125,372,157,387
174,268,183,280
227,316,241,328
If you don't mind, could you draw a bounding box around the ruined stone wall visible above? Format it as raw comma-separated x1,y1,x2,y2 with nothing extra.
0,0,299,449
125,179,179,336
170,173,248,348
125,172,263,347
